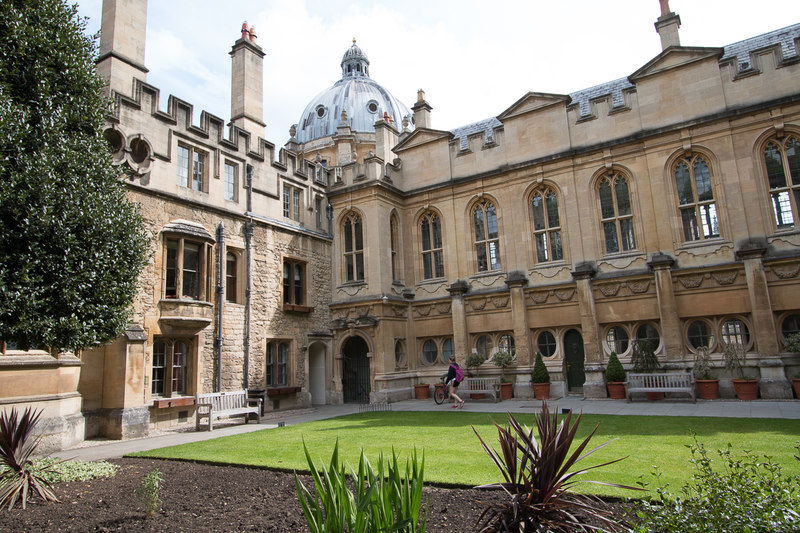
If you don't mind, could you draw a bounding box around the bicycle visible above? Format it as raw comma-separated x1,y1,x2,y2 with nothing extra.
434,374,451,405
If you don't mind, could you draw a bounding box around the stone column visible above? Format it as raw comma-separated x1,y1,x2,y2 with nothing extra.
571,263,606,398
648,253,683,361
736,241,792,398
505,271,530,365
447,280,470,364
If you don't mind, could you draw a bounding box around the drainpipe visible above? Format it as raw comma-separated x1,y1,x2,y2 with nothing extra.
243,164,254,389
215,222,225,392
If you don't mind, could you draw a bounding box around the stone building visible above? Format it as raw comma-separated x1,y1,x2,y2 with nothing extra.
2,0,800,449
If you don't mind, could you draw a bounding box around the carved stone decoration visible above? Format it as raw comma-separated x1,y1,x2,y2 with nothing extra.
491,296,509,309
468,298,487,311
417,282,447,294
472,275,504,287
555,289,575,302
677,274,704,289
627,279,651,294
598,283,621,297
711,270,738,285
530,291,549,304
391,305,408,318
338,283,366,297
435,302,451,315
772,263,800,279
414,305,432,318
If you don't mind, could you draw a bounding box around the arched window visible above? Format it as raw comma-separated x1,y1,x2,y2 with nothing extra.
473,199,501,272
598,172,635,254
531,187,563,263
420,212,444,279
674,154,719,241
343,213,364,282
764,136,800,229
390,215,399,281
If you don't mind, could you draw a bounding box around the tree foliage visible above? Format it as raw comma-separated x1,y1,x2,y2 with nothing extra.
0,0,150,351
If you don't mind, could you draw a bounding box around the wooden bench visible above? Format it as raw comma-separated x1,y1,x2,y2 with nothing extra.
626,373,696,403
195,390,262,431
461,377,501,402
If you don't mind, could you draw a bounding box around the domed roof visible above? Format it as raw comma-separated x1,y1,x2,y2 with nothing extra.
295,40,413,144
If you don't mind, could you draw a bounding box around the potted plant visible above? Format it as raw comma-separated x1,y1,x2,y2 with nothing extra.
492,350,515,400
466,352,486,399
693,346,719,400
793,372,800,400
631,339,662,400
605,351,626,399
531,351,550,400
724,343,758,400
414,381,429,400
783,333,800,399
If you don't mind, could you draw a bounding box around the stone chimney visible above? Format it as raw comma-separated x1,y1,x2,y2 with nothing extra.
96,0,149,97
230,21,266,139
654,0,681,50
411,89,432,129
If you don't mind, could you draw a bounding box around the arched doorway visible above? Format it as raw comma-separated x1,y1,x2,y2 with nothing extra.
308,342,326,405
342,336,370,403
564,329,585,393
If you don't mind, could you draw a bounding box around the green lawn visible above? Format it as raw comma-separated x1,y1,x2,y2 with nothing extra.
130,412,800,498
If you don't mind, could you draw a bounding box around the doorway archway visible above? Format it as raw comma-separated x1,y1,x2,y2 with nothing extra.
342,336,370,403
564,329,586,393
308,342,327,405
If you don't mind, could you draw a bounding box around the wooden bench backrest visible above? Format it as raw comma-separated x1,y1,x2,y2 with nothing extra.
197,390,248,411
628,373,693,388
464,377,498,390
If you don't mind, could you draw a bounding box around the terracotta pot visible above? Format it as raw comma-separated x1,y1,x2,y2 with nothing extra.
414,384,429,400
607,382,626,399
532,382,550,400
645,391,665,400
696,379,720,400
732,379,759,400
500,382,513,400
792,379,800,399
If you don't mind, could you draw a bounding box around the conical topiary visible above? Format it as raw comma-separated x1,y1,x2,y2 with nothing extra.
531,352,550,384
605,351,626,383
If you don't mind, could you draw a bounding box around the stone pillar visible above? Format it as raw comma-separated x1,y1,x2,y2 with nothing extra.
101,324,150,439
230,22,266,139
96,0,149,97
505,271,530,366
648,252,683,361
447,280,470,365
736,241,792,398
571,263,606,398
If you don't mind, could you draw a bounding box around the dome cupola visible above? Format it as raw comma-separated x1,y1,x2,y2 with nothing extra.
341,38,370,78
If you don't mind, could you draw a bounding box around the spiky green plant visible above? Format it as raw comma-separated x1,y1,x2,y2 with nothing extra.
0,407,59,510
473,402,641,532
531,351,550,384
605,352,626,383
294,440,428,532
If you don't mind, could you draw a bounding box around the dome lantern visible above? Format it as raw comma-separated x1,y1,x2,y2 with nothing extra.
341,38,370,78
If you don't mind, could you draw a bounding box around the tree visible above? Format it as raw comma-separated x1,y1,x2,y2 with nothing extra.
0,0,149,351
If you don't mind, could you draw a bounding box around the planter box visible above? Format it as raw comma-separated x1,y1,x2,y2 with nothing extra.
696,379,720,400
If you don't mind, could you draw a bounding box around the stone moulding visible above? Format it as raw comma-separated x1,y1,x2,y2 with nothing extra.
677,273,704,289
771,263,800,279
711,270,738,285
627,279,651,293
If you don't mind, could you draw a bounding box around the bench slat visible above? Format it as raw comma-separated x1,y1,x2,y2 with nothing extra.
196,390,261,431
626,373,696,403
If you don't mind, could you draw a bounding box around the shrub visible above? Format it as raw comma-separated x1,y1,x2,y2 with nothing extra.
473,403,640,532
606,351,626,383
531,351,550,383
692,346,714,380
295,440,428,532
722,342,750,379
137,468,164,518
465,352,485,376
631,340,660,373
784,332,800,353
632,438,800,532
0,407,59,510
491,350,514,381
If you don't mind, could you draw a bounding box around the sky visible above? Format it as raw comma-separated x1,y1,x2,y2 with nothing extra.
74,1,800,145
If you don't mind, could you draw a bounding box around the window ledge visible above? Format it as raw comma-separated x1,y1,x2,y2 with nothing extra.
266,386,301,396
283,303,314,313
152,396,196,408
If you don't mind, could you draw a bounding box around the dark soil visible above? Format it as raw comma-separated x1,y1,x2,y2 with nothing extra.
0,458,629,532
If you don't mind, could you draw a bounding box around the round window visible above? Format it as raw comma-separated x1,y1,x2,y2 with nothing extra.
537,331,557,357
498,334,515,355
315,105,326,118
635,324,660,350
130,138,150,164
103,128,124,153
605,326,629,354
422,339,438,365
366,100,379,113
475,335,491,360
781,314,800,338
721,318,749,347
441,338,454,363
394,340,405,367
688,320,714,350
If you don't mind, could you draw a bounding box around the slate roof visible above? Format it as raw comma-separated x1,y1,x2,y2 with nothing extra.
449,22,800,147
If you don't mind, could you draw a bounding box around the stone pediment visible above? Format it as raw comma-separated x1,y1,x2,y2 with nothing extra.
497,92,570,121
629,46,724,81
393,127,453,153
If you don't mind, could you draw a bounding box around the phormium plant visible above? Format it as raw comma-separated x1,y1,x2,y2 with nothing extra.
472,402,641,532
0,407,59,510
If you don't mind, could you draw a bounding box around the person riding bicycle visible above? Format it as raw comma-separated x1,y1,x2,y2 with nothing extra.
446,354,464,408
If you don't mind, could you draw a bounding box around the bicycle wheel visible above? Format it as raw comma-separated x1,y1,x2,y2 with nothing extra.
434,386,447,405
